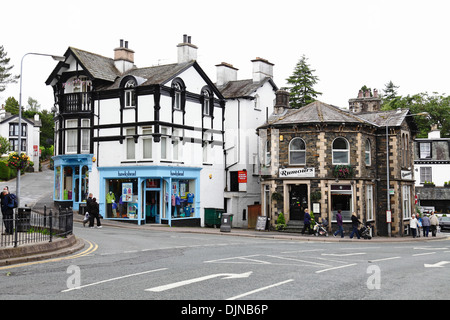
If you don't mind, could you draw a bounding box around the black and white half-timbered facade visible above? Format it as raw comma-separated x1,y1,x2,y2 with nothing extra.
46,36,225,226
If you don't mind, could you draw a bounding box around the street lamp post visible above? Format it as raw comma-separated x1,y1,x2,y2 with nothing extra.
385,111,429,237
16,52,65,207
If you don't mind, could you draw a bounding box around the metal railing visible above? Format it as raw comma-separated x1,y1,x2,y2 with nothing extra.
0,206,73,248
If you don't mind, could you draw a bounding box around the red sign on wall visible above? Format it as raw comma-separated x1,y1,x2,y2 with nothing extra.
238,171,247,183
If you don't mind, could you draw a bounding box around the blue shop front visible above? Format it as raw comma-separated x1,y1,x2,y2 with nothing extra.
98,166,201,226
53,154,93,210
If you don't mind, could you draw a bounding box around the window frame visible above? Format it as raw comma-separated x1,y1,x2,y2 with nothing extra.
289,138,306,165
125,128,136,160
365,139,371,166
419,142,431,159
202,88,212,116
65,119,78,154
332,137,350,165
124,79,137,108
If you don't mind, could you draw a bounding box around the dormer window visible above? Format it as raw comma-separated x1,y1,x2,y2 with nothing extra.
124,79,136,108
202,87,212,116
172,78,185,111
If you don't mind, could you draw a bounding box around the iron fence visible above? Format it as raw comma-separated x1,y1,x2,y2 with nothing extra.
0,206,73,248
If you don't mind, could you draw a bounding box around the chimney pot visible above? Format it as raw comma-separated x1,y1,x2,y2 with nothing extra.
183,34,187,43
188,36,191,44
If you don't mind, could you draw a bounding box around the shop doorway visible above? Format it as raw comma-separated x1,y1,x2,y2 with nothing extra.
289,184,308,220
331,185,353,221
145,191,160,223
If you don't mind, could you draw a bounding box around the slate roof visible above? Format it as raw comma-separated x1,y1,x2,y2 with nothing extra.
216,77,277,99
105,61,195,90
70,47,120,82
0,112,41,127
260,100,412,130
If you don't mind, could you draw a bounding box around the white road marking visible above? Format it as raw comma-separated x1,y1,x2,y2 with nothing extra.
368,256,401,263
315,263,357,274
226,279,294,300
62,268,167,292
321,253,366,257
145,271,253,292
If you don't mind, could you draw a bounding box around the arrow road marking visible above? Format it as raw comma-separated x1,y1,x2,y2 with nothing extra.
145,271,253,292
424,261,450,268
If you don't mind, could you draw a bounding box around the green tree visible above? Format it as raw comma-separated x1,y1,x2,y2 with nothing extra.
382,80,400,102
286,54,322,108
4,96,19,114
382,92,450,138
27,97,41,112
0,45,19,92
0,136,11,154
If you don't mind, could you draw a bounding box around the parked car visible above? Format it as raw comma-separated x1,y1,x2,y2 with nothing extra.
439,216,450,231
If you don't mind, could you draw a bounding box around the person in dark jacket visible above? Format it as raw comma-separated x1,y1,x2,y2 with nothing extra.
333,209,344,238
1,187,14,234
349,212,361,239
302,208,311,235
88,197,102,228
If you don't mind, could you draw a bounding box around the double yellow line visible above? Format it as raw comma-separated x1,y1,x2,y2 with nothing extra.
0,239,98,270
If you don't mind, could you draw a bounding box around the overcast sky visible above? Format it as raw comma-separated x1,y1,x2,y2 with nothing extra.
2,0,449,111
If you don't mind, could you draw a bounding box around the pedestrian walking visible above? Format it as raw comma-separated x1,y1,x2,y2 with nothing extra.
333,209,344,238
410,214,418,238
88,197,102,229
0,187,14,235
422,214,430,237
430,211,439,237
349,212,361,239
83,193,94,227
302,208,311,235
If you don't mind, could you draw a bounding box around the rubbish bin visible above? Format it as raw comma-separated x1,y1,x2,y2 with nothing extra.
220,213,233,232
16,207,31,232
79,203,87,216
205,208,223,228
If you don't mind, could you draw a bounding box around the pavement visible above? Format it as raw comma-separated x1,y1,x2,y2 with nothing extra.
1,163,449,266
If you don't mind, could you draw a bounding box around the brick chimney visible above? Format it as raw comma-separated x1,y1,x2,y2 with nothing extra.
177,34,198,64
114,39,135,73
348,88,381,113
274,90,290,114
215,62,238,86
252,57,274,83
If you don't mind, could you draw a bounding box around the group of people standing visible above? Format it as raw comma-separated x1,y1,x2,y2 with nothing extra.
409,212,440,238
83,193,102,229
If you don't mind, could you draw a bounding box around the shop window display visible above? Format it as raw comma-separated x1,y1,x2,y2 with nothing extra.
106,179,138,219
170,179,195,218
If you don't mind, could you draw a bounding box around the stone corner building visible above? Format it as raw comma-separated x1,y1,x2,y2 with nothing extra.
258,90,418,237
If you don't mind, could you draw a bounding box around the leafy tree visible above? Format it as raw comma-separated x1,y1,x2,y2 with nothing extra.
27,97,41,112
0,136,11,154
382,92,450,138
0,45,19,92
4,96,19,114
286,54,322,108
382,80,399,101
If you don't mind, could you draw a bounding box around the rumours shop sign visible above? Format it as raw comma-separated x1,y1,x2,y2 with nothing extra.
279,168,315,178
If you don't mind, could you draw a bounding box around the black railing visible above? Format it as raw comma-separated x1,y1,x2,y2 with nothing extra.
0,206,73,248
61,92,92,113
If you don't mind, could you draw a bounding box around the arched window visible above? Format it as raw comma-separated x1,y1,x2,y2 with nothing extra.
202,87,212,116
289,138,306,165
124,79,136,108
332,137,349,164
365,139,371,166
172,78,185,111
